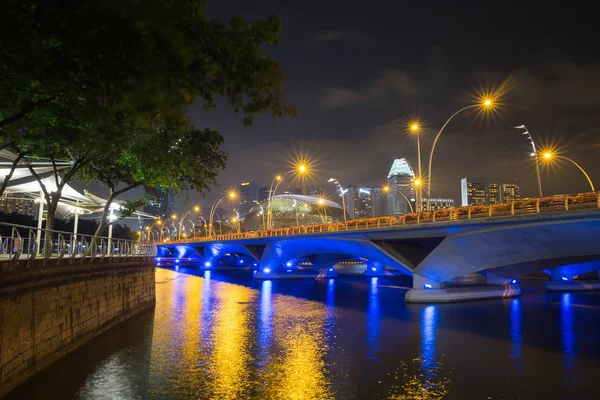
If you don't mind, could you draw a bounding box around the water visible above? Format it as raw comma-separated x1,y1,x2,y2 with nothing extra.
7,267,600,399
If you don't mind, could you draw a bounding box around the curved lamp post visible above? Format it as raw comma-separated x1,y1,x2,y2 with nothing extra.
253,200,266,230
543,152,595,191
146,219,163,242
178,206,200,240
267,164,307,229
328,177,347,223
426,98,494,211
383,185,414,214
316,198,328,223
209,192,236,237
515,125,543,197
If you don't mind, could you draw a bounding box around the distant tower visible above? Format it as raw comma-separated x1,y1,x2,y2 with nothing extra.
387,158,415,215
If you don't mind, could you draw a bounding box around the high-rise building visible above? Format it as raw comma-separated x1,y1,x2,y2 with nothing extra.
487,183,501,204
501,182,521,203
284,185,303,195
144,187,175,218
356,188,374,219
0,194,37,217
460,178,486,206
422,198,455,211
239,182,258,215
258,185,270,202
307,184,324,197
341,185,356,219
372,188,388,217
387,158,415,215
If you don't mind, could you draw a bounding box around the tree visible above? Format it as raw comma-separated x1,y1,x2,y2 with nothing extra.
0,0,294,248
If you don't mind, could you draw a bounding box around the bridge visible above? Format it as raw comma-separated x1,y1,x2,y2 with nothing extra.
157,192,600,302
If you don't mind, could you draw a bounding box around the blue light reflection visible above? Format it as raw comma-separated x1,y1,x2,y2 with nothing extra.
510,298,523,372
420,305,438,382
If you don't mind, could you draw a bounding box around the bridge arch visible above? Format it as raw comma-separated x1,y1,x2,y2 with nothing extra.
414,217,600,283
259,237,414,274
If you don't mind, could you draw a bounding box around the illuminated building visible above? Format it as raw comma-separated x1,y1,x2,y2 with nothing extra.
355,188,374,218
341,185,356,218
258,185,269,202
421,198,455,211
239,182,258,214
387,158,415,215
144,187,175,218
372,188,388,217
487,183,501,204
460,178,486,206
501,182,521,203
243,194,346,230
0,193,37,216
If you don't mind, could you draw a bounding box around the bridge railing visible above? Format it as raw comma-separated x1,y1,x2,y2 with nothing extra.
0,221,157,266
166,191,600,243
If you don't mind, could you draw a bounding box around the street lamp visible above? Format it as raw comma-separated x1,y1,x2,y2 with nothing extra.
409,122,424,212
178,205,200,240
426,97,495,211
146,219,162,242
542,152,595,191
328,177,347,223
515,125,543,197
317,197,328,223
209,191,236,237
253,200,266,230
383,184,413,214
267,164,308,229
231,216,241,234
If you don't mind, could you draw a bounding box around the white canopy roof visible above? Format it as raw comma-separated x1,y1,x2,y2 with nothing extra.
5,175,89,202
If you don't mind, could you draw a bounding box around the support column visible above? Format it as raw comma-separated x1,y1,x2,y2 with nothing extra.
546,262,600,291
36,190,44,255
107,208,113,256
72,204,79,255
405,273,520,303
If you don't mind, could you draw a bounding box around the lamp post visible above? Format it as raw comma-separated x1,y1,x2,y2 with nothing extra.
317,198,327,223
267,164,307,229
147,219,162,242
209,191,236,237
515,125,543,197
178,205,200,240
253,200,266,230
426,98,494,211
383,185,414,214
327,177,347,223
410,123,423,211
542,152,595,191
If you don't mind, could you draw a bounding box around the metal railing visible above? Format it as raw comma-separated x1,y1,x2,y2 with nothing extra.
0,222,157,264
162,191,600,244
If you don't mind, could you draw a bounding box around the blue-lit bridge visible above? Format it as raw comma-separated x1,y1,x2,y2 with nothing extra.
157,194,600,302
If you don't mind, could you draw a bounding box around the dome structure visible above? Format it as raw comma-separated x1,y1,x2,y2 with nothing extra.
242,194,347,231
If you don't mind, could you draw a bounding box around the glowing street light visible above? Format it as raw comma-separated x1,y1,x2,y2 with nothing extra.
426,96,495,211
317,197,328,223
208,191,237,237
408,121,424,212
542,151,595,191
267,164,308,229
328,177,347,223
178,205,201,240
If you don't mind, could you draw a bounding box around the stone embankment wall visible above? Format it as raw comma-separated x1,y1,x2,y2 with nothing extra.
0,259,155,398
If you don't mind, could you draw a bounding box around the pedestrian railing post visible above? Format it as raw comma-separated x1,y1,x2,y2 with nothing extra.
565,195,569,211
468,206,472,219
536,198,540,213
511,202,515,216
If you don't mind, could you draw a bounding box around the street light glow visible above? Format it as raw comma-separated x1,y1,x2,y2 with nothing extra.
318,198,325,205
382,185,390,193
157,220,162,225
171,214,177,220
544,152,552,159
194,206,200,212
414,179,422,186
229,191,236,199
411,123,419,132
298,164,307,173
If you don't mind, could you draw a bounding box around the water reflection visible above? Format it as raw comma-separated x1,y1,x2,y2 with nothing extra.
262,294,334,399
510,298,523,371
420,305,438,379
366,277,381,360
560,292,578,390
257,280,273,369
207,283,255,398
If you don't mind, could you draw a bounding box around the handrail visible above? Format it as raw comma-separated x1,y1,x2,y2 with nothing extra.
159,191,600,245
0,221,157,265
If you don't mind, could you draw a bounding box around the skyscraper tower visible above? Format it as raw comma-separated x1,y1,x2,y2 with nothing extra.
387,158,415,215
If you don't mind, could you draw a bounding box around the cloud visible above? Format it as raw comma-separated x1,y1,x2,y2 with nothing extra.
319,69,417,109
313,30,370,44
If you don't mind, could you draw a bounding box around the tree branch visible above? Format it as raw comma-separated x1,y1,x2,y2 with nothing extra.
0,96,56,128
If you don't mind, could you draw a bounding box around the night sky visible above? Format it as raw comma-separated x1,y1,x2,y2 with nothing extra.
136,1,600,215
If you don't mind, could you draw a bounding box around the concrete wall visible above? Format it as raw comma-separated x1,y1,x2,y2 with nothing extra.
0,259,155,398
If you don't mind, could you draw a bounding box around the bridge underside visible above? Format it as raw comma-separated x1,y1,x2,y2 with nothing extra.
156,214,600,301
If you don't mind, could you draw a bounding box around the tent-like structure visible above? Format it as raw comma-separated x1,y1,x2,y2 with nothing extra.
1,150,155,247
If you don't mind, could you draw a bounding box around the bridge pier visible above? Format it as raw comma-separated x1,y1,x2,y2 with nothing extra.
405,273,520,303
546,261,600,291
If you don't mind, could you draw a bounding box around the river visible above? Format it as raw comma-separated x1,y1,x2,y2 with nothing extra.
7,267,600,399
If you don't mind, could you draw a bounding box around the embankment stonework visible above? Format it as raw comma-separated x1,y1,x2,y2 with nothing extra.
0,259,155,397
